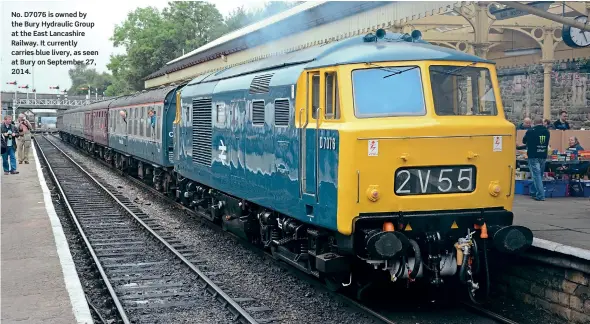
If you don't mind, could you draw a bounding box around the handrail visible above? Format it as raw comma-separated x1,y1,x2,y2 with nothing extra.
13,98,104,107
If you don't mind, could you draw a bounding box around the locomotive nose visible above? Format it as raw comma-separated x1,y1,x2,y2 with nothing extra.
491,225,533,254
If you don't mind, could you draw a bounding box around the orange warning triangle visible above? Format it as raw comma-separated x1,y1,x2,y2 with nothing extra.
451,221,459,229
404,223,412,231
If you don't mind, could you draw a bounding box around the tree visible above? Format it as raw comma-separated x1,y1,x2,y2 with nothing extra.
223,2,299,34
162,1,226,57
67,65,112,96
110,6,172,91
106,1,300,96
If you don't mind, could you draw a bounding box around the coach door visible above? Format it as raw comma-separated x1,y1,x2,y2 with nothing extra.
301,72,320,201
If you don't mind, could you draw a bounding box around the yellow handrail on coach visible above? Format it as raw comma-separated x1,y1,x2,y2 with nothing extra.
173,90,181,124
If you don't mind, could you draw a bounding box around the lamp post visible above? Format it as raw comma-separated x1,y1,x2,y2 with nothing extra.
7,81,17,118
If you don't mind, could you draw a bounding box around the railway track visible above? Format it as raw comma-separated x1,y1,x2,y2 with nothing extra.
45,134,521,324
35,135,278,324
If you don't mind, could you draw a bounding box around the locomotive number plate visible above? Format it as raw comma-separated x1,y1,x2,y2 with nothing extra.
394,166,476,195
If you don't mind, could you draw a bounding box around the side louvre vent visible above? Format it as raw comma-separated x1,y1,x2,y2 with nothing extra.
252,101,265,125
274,99,290,126
249,74,273,94
192,98,212,166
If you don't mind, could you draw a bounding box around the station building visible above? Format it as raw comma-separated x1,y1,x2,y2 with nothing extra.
145,1,590,128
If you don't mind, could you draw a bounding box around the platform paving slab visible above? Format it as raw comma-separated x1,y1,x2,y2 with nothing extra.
1,146,93,324
513,195,590,251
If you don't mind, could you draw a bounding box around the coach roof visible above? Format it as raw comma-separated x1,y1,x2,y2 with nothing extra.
109,85,177,108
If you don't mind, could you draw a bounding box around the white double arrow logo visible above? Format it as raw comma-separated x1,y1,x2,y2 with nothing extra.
219,139,227,161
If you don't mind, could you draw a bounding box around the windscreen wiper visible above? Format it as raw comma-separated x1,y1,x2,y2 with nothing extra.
432,62,478,77
382,66,419,79
363,62,420,79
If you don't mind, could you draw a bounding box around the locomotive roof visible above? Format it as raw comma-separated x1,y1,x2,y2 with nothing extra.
188,31,492,86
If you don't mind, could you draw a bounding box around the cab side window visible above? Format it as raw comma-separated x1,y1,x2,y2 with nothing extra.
325,72,340,119
311,74,320,119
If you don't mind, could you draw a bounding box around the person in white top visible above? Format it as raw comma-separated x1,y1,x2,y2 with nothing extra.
16,114,33,164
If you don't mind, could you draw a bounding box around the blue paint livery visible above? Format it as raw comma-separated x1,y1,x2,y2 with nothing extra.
174,31,490,231
176,63,339,230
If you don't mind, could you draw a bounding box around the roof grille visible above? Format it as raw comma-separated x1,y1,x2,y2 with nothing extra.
274,99,290,126
249,74,273,94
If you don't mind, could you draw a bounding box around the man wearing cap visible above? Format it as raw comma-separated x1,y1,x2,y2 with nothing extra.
16,113,33,164
521,117,550,201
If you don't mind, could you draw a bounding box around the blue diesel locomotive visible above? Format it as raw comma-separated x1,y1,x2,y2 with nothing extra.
59,30,533,299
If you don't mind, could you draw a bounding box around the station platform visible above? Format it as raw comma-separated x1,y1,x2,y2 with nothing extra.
1,147,93,323
513,195,590,255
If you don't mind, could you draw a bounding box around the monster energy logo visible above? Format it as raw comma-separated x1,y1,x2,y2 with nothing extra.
539,135,546,144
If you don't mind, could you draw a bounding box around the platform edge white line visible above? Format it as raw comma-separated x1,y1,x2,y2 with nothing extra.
533,237,590,261
32,142,94,324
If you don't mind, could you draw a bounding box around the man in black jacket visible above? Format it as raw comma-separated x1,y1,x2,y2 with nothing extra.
522,117,550,201
1,115,20,175
553,110,570,130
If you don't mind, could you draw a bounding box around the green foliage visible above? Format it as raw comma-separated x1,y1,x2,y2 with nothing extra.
67,65,112,96
224,1,299,34
106,1,299,96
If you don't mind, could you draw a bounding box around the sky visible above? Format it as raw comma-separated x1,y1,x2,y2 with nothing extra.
0,0,268,93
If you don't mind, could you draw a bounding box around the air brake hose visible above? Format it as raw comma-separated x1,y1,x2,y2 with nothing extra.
472,238,480,274
482,239,491,301
408,239,421,280
459,252,469,283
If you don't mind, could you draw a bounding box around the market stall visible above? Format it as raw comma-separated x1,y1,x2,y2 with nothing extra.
515,145,590,198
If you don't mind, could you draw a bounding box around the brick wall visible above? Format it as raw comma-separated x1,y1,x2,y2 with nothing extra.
491,253,590,323
498,58,590,129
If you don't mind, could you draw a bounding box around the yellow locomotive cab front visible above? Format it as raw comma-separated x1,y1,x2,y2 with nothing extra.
337,61,517,236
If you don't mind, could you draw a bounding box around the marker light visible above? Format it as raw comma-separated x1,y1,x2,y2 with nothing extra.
488,181,501,197
367,187,380,202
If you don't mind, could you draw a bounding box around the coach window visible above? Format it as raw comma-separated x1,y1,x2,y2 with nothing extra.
127,110,132,134
132,108,137,136
140,107,145,137
118,111,122,134
146,106,152,138
325,72,340,120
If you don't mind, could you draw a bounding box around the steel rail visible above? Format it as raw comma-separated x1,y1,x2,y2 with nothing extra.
39,135,259,324
48,134,520,324
461,301,520,324
33,137,131,324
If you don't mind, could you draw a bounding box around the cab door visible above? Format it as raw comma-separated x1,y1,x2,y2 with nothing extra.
302,72,320,201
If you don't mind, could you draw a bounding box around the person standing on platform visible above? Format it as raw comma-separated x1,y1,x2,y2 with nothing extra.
522,117,550,201
553,110,570,130
16,114,32,164
1,115,20,175
517,117,532,130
